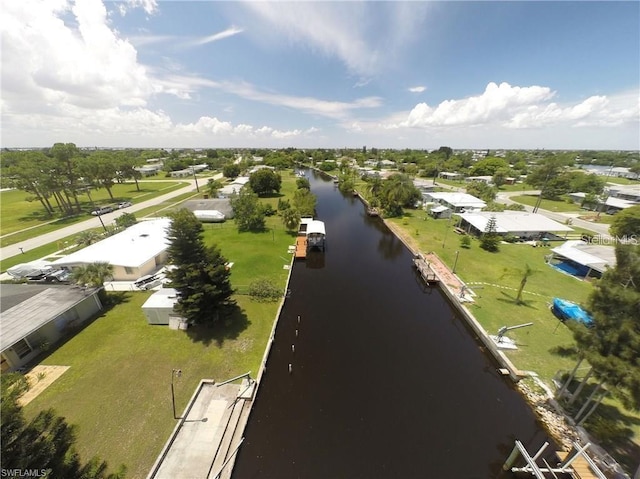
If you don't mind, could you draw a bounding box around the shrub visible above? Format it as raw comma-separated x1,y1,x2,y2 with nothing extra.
248,279,282,302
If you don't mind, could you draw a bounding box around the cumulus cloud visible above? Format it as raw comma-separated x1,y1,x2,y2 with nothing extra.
396,82,639,131
2,0,158,111
175,116,316,141
403,82,555,127
408,86,426,93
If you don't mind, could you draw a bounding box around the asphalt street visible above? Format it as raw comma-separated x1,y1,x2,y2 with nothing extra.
0,179,200,263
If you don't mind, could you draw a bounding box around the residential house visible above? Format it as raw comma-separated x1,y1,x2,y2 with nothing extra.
53,218,171,281
1,284,103,371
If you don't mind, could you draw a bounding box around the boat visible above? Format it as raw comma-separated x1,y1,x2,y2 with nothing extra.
551,298,594,327
193,209,226,223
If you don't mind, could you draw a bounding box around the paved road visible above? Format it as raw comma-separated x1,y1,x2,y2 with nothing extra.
0,179,200,263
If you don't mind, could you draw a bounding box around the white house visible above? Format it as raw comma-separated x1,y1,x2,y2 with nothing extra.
1,284,103,371
53,218,171,281
423,192,487,213
458,211,573,239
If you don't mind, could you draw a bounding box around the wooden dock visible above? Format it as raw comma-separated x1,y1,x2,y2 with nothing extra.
556,451,602,479
413,255,439,283
295,236,307,259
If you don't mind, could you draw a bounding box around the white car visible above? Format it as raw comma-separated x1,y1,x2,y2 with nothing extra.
118,201,132,209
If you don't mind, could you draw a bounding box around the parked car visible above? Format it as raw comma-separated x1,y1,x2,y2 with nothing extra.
91,206,114,216
118,201,132,209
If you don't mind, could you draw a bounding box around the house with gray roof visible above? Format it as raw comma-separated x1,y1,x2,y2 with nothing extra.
1,284,103,372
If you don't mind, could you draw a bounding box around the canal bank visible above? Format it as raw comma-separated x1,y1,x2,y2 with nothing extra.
232,169,560,478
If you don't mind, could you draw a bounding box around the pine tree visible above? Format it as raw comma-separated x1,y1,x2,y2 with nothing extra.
480,215,500,252
165,209,235,325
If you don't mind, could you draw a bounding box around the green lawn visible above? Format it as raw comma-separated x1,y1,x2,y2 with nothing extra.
389,211,640,471
24,293,281,478
510,194,584,212
1,181,188,246
21,176,298,477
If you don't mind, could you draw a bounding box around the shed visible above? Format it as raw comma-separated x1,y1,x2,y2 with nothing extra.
429,205,452,219
142,288,179,325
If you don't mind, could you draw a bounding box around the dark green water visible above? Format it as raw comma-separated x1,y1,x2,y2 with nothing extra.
232,170,556,479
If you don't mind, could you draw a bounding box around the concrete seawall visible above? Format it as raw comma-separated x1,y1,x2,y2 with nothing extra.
379,213,528,382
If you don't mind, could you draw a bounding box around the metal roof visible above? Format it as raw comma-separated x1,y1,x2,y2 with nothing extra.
1,285,100,351
52,218,171,269
460,212,573,233
425,192,487,208
306,220,326,236
551,240,616,273
142,288,179,309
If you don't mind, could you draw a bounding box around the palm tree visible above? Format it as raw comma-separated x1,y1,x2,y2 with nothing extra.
70,262,113,288
281,207,301,232
501,263,537,304
75,230,101,247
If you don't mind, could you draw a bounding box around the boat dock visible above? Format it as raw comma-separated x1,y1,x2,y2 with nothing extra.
413,254,439,283
295,236,307,259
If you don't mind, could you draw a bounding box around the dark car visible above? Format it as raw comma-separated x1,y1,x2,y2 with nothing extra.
91,206,114,216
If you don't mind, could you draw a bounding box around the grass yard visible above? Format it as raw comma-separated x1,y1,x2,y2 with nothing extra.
388,210,640,471
1,181,188,246
24,292,281,478
21,175,299,477
510,194,584,212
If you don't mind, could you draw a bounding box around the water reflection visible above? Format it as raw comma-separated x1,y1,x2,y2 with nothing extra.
232,169,558,479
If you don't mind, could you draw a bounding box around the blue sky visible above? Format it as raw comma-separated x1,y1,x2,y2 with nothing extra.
2,0,639,150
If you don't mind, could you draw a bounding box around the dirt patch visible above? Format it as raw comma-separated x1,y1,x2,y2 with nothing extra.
19,365,70,406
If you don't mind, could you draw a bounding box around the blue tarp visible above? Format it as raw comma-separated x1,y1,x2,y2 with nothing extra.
552,298,594,327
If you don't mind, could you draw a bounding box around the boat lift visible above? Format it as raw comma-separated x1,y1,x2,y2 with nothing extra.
489,322,533,350
502,440,607,479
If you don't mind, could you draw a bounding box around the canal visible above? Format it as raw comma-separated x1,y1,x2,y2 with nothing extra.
232,170,556,478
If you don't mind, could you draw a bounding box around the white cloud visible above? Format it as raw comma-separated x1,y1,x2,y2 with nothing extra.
403,82,555,127
238,3,428,77
396,82,639,132
164,75,382,119
174,116,315,141
190,26,244,46
2,0,157,111
408,86,426,93
117,0,157,16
